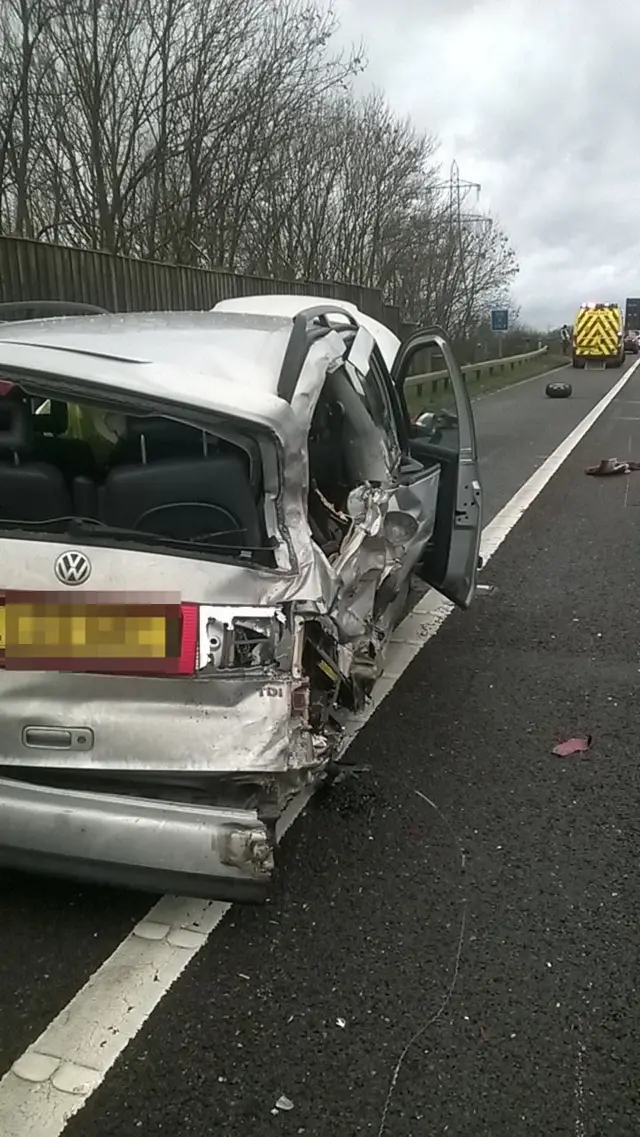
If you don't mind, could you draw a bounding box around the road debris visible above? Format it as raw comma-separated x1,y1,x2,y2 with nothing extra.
585,458,640,476
552,735,592,757
274,1095,294,1112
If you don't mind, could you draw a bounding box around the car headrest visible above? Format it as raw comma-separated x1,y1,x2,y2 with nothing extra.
33,399,69,436
0,397,34,455
127,417,218,455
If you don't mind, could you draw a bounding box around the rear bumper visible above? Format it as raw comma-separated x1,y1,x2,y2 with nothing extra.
573,351,619,358
572,352,622,365
0,775,273,901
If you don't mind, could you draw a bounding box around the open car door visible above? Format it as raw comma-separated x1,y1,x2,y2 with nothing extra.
391,327,482,608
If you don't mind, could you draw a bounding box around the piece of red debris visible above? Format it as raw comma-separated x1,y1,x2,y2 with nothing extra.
552,735,593,757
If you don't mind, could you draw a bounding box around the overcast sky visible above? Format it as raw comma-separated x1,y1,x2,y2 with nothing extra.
333,0,640,329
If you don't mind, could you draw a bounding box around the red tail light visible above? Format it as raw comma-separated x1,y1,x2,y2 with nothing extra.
166,602,199,675
0,597,199,677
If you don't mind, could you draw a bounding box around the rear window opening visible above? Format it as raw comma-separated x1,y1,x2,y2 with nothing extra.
0,382,278,567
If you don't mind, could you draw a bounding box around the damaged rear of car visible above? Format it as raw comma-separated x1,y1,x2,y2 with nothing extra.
0,302,482,900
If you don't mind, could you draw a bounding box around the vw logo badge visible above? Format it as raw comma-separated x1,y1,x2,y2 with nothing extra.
54,550,92,586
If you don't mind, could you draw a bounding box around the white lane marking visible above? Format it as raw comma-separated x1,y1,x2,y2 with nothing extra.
574,1032,587,1137
0,358,636,1137
480,360,638,561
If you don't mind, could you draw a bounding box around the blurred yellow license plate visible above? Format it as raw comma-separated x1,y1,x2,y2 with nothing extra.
0,600,179,662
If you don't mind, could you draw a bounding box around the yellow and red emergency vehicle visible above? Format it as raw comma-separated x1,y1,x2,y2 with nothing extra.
572,302,625,369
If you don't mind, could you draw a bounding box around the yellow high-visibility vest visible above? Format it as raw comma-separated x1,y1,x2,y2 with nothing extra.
65,404,126,462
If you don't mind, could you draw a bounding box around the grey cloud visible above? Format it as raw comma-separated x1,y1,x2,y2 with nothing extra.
334,0,640,326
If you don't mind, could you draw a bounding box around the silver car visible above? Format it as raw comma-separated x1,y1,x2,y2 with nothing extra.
0,298,482,900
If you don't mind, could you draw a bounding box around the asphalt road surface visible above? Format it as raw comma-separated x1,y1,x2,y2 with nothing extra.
1,358,638,1136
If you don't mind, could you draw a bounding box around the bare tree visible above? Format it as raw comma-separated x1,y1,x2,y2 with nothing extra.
0,0,520,330
240,90,438,289
34,0,176,250
0,0,60,235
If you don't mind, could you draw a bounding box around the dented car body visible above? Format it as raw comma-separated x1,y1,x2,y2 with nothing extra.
0,299,482,899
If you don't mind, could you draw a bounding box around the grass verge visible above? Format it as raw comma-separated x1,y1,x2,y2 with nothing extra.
406,352,568,417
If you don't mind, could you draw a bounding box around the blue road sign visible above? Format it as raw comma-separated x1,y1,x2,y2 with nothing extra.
491,308,509,332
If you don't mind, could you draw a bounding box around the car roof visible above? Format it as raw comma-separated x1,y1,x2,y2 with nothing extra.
0,310,297,397
213,294,401,371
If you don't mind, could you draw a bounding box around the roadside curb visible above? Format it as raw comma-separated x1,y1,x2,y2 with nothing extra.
471,361,571,404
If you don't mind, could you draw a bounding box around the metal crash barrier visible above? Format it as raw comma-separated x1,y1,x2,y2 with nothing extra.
405,345,549,398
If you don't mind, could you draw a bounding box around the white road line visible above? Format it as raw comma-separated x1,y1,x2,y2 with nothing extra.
574,1032,587,1137
0,358,637,1137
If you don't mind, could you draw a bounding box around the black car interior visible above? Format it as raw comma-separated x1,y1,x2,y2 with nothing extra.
307,365,392,507
307,363,446,560
0,397,74,522
0,393,268,558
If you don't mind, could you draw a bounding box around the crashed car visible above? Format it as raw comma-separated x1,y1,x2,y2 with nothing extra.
0,298,482,900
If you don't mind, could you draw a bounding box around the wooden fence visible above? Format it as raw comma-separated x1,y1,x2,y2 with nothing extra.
0,236,412,337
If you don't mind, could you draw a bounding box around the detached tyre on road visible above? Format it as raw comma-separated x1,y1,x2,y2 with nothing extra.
546,381,572,398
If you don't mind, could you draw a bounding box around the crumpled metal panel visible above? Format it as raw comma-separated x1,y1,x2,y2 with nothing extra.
326,476,439,648
283,334,440,656
0,667,315,774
